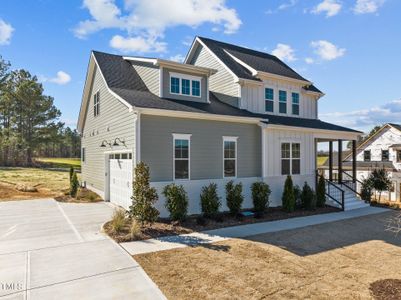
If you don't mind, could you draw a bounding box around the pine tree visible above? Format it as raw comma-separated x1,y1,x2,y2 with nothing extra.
316,174,326,207
282,175,295,212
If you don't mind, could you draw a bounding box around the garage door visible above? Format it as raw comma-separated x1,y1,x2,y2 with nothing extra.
109,153,133,209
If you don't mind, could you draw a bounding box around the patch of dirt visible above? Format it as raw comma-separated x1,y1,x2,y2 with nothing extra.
0,182,60,201
370,279,401,300
106,206,339,242
135,211,401,300
54,188,103,203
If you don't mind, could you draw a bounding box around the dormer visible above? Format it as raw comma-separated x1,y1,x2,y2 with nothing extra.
123,56,217,103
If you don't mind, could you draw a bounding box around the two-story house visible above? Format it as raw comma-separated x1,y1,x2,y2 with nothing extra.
77,36,362,216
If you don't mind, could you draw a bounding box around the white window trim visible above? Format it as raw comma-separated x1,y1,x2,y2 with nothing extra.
173,133,192,181
169,72,202,98
281,142,301,175
223,136,238,179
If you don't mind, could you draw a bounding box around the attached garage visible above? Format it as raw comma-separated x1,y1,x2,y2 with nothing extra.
108,152,133,209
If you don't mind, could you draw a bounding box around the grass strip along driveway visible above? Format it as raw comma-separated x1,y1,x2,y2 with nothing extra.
135,211,401,299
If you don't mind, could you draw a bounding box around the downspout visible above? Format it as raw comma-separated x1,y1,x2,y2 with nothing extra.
258,122,269,179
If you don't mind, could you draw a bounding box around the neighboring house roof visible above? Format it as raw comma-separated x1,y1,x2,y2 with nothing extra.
90,51,359,134
192,36,322,94
320,151,395,171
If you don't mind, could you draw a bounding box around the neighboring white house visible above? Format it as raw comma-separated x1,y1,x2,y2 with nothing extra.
77,36,362,216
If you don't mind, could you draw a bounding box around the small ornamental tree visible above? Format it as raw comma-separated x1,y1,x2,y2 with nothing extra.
225,181,244,215
282,175,295,212
69,166,74,182
369,168,392,203
70,171,79,198
251,182,271,215
129,162,159,226
162,183,188,221
316,174,326,207
301,182,316,210
200,183,221,218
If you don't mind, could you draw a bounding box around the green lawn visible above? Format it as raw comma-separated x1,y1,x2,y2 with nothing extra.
317,156,328,166
36,157,81,169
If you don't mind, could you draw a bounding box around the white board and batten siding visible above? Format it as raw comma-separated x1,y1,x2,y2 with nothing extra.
241,80,317,119
81,65,137,198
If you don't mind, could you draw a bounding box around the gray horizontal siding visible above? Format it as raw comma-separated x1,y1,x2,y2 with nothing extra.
140,115,261,181
189,44,240,107
162,67,208,103
81,65,136,193
131,61,160,96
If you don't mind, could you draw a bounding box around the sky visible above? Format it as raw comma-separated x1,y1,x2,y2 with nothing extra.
0,0,400,133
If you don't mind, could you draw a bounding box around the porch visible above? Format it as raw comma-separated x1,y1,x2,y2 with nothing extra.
316,137,368,211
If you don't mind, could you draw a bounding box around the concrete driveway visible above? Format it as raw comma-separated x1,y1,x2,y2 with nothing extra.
0,199,165,300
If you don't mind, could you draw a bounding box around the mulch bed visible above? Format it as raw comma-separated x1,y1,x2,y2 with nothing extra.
105,205,339,243
370,279,401,300
54,188,103,203
371,201,401,210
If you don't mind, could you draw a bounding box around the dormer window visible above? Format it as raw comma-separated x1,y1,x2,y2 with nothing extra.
170,72,201,98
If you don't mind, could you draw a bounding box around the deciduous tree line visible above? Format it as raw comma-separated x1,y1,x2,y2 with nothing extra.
0,56,80,166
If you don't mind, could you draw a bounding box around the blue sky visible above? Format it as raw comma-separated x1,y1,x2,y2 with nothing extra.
0,0,400,132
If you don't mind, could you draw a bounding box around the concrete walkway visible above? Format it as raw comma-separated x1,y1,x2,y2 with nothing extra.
0,199,165,300
121,206,389,255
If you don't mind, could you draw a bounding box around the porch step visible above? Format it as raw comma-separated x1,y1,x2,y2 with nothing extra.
326,183,370,210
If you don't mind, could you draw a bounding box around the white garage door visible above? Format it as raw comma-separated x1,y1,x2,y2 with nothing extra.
109,153,133,209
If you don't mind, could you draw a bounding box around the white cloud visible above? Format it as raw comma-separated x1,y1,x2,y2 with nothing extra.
110,35,166,53
0,19,14,45
44,71,71,85
311,0,342,17
310,40,345,61
278,0,298,10
75,0,241,53
305,57,315,64
272,43,296,62
353,0,385,14
320,99,401,132
169,54,185,63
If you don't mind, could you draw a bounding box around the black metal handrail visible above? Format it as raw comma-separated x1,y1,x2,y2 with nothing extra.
340,170,363,197
325,179,345,211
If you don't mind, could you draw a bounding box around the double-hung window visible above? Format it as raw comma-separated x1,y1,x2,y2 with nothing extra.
265,88,274,112
170,77,180,94
397,150,401,162
223,137,237,178
292,92,300,115
93,91,100,117
281,143,301,175
364,150,371,162
382,150,389,161
170,73,201,97
173,134,191,180
279,90,287,114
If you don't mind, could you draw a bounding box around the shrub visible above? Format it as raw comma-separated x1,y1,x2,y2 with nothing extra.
251,181,271,214
361,178,373,202
70,171,79,198
129,162,159,226
293,185,302,208
368,168,392,202
282,175,295,212
110,209,126,234
162,183,189,221
200,183,221,218
129,219,141,239
316,174,326,207
301,182,316,210
225,181,244,215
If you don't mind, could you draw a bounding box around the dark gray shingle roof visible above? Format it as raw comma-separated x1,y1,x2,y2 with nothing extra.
197,36,322,94
92,50,358,133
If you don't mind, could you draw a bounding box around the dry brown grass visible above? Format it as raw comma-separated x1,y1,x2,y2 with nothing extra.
135,211,401,300
0,167,74,200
